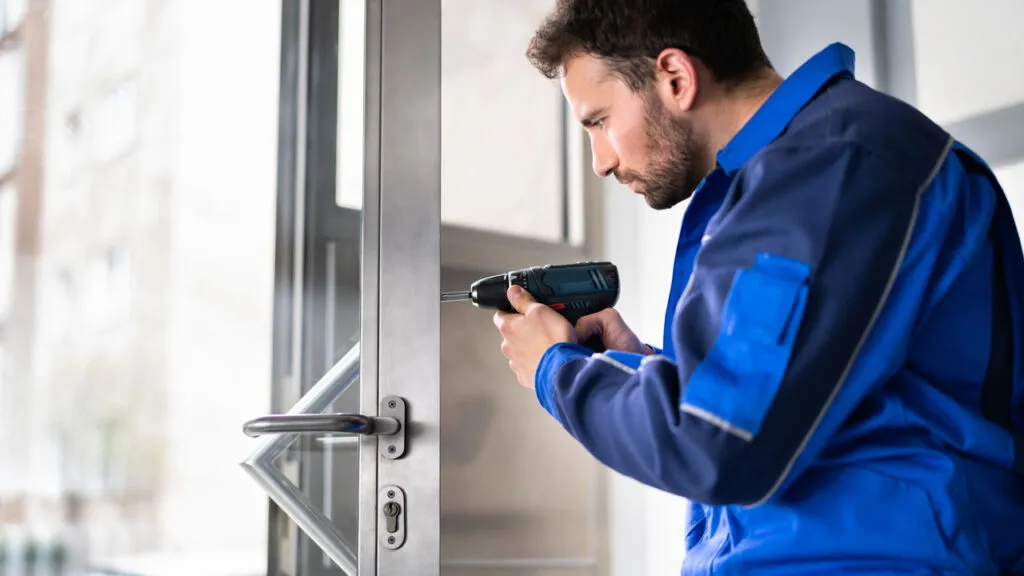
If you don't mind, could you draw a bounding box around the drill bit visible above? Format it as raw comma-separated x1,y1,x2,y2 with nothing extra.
441,291,472,303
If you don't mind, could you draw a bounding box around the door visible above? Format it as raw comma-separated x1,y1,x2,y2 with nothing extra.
241,1,611,575
240,0,441,574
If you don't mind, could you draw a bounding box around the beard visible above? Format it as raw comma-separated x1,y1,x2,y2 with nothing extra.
616,95,711,210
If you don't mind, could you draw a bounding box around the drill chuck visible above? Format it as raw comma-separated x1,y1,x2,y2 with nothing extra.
467,273,516,311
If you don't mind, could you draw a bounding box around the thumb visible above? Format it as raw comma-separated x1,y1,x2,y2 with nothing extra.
507,285,538,314
574,313,605,343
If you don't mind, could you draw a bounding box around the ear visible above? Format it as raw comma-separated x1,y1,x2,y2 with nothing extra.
654,48,699,112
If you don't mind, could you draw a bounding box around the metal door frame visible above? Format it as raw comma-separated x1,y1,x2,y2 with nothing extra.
365,0,442,573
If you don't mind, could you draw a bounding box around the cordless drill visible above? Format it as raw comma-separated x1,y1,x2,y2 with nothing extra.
441,261,620,352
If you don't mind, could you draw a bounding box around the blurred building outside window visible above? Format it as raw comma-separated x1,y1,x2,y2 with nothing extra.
0,1,280,574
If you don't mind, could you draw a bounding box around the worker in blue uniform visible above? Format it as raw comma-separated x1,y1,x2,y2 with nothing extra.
492,1,1024,574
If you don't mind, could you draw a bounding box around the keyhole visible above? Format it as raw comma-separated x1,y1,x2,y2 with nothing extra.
383,501,401,534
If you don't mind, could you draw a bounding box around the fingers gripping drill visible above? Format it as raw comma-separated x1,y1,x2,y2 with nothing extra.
441,261,620,353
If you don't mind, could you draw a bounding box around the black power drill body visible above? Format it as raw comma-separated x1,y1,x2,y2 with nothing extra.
442,262,620,352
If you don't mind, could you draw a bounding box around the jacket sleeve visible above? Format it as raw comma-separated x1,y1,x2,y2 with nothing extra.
534,140,952,506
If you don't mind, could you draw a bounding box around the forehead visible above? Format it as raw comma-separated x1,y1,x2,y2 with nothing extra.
560,54,633,120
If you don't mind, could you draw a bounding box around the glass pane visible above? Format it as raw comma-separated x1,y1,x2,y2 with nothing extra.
336,0,366,211
441,268,605,576
911,0,1024,125
0,45,23,175
438,1,604,569
260,1,368,574
0,185,14,322
245,339,363,576
0,1,281,572
440,0,583,244
339,0,587,244
287,234,364,576
3,0,26,32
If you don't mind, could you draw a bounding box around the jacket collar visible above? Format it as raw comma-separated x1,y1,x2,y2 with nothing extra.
716,42,856,175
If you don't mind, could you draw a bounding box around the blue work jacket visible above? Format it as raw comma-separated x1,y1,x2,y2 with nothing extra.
535,43,1024,575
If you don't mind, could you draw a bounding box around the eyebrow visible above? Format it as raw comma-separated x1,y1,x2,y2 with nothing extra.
580,107,608,128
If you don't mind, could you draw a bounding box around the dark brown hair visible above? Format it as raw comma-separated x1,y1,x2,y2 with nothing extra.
527,0,772,91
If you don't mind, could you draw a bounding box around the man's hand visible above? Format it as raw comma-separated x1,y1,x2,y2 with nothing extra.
494,285,576,388
575,308,651,355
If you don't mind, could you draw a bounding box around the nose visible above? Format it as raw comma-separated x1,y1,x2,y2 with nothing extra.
591,137,618,178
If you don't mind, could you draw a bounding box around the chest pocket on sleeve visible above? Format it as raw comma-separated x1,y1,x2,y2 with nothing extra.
681,252,811,440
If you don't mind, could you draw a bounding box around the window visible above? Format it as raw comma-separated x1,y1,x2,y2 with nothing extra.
0,46,23,175
440,0,575,242
39,266,74,345
0,184,13,322
0,346,7,495
94,0,144,80
911,0,1024,125
335,0,366,211
3,1,282,572
1,0,28,36
54,0,89,34
337,0,586,244
83,247,132,328
92,78,138,164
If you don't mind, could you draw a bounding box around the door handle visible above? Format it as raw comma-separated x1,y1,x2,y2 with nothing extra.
243,413,400,437
241,343,409,575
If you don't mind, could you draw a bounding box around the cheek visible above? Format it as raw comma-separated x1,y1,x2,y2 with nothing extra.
610,121,650,168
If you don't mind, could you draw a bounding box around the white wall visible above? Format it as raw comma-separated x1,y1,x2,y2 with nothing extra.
602,179,690,576
756,0,881,84
911,0,1024,125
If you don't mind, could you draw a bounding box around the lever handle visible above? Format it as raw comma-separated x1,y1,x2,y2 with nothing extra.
243,414,401,437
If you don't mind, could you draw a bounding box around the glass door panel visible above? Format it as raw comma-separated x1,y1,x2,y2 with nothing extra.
241,1,373,575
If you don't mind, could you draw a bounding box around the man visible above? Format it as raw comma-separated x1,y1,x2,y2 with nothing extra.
493,1,1024,574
